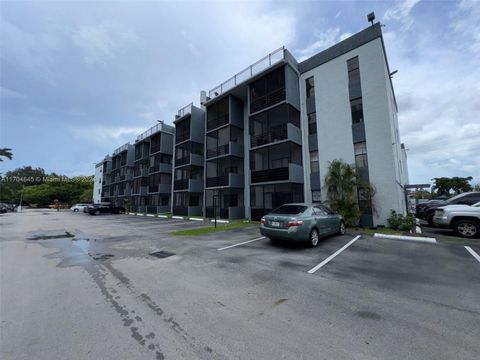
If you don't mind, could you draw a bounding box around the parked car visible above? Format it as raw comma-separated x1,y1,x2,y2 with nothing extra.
416,192,480,225
260,203,345,247
433,202,480,238
88,203,126,215
70,203,90,212
0,203,8,214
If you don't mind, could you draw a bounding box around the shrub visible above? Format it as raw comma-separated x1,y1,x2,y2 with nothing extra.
388,210,415,231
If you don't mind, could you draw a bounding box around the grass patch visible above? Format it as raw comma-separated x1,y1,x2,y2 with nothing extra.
349,227,403,236
171,220,258,236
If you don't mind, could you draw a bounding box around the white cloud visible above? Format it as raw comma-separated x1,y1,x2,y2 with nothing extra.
296,27,352,61
71,21,138,65
383,0,421,28
68,124,146,146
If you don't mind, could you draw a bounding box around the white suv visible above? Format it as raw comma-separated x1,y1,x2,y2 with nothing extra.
433,202,480,238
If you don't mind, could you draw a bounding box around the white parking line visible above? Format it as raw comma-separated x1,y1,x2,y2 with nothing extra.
218,237,266,251
307,235,361,274
464,246,480,264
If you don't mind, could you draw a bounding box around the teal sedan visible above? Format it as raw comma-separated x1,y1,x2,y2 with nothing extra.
260,203,345,247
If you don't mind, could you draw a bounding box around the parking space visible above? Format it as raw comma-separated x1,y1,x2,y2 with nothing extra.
2,210,480,360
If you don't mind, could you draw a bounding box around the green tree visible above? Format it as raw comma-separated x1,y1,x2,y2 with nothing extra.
0,148,13,161
0,166,46,203
324,159,362,226
432,176,473,196
474,183,480,192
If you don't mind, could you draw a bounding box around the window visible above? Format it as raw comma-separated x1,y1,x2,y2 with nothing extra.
189,195,199,207
250,67,286,113
306,77,315,98
350,98,364,124
161,197,169,206
308,112,317,135
310,151,319,173
271,205,307,215
354,142,368,168
357,188,372,215
313,206,327,216
312,190,321,202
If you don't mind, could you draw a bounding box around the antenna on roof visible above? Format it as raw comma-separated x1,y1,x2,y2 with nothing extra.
367,12,375,26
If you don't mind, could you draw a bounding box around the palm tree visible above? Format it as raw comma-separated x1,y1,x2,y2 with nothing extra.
324,159,360,226
0,148,13,162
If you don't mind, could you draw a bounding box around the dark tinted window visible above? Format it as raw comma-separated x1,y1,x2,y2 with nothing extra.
271,205,307,215
320,205,335,214
313,206,326,215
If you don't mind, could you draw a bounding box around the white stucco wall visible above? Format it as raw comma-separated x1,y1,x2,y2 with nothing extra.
93,164,102,204
299,37,407,226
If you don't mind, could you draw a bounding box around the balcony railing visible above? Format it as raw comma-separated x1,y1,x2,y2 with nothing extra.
205,207,229,219
174,179,188,190
251,167,289,183
250,87,286,114
208,46,285,99
207,115,229,132
135,151,149,162
206,175,228,188
251,163,304,184
175,131,191,144
251,124,289,147
134,167,149,178
173,206,188,216
113,143,129,156
136,121,174,142
207,144,229,158
176,102,193,119
150,144,161,154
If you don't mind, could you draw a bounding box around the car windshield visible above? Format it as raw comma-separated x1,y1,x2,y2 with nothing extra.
446,193,469,203
472,202,480,207
270,205,307,215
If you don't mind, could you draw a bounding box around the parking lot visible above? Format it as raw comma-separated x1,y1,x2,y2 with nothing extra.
1,210,479,360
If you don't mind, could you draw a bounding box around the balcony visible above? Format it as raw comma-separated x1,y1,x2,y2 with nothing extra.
149,163,172,174
250,123,301,148
206,142,244,159
132,186,148,196
205,206,245,220
148,183,172,194
205,173,244,188
150,144,161,154
173,206,188,216
135,151,149,162
250,87,286,114
207,115,229,132
251,163,303,184
133,167,149,178
175,153,204,167
208,46,284,99
174,179,204,192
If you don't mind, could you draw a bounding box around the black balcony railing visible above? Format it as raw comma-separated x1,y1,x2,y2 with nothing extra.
207,144,229,158
207,115,229,132
206,207,229,219
251,167,289,183
173,206,188,216
206,175,228,188
250,87,286,113
150,145,160,154
148,185,157,193
175,131,190,144
174,179,188,190
250,124,289,147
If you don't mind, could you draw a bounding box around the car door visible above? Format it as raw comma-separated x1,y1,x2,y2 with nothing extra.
312,206,329,236
320,205,340,234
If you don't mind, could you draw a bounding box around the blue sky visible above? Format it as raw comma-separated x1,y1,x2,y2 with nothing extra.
1,0,479,186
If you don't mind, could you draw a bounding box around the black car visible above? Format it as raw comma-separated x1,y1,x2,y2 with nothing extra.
416,192,480,225
88,203,126,215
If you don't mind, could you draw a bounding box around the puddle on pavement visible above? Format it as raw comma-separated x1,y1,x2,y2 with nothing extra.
71,238,91,252
28,231,75,240
149,251,175,259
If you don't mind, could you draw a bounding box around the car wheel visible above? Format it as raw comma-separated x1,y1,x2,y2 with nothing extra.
73,209,79,212
95,210,100,215
426,212,435,226
453,219,479,238
338,221,346,235
309,228,319,247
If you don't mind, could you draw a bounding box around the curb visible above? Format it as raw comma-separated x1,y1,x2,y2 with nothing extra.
373,233,436,244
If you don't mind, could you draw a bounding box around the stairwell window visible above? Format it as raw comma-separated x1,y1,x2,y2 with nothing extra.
354,142,368,168
306,77,315,98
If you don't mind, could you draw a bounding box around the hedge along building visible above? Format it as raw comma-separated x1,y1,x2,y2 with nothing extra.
96,21,408,226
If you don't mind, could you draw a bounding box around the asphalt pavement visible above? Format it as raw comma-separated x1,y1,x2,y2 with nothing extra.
1,210,479,360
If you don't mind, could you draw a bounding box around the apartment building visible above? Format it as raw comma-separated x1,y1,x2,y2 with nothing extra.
108,143,134,207
95,22,408,226
131,122,174,213
172,103,205,216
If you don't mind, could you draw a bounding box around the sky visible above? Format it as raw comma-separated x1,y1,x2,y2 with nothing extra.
1,0,479,186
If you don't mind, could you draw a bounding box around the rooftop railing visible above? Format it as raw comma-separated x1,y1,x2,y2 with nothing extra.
208,47,285,99
176,102,193,119
113,143,129,156
136,121,175,141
